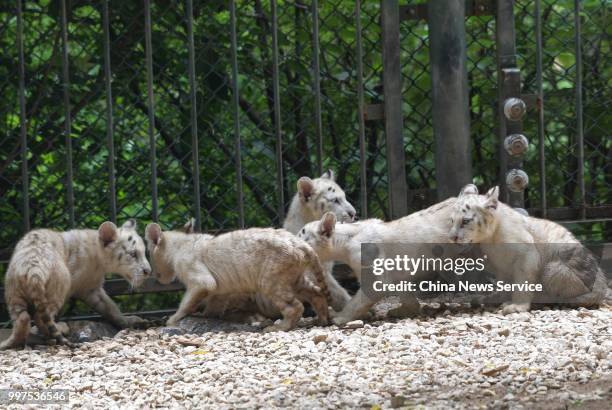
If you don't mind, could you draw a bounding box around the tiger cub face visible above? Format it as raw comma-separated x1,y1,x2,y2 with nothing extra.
448,185,499,244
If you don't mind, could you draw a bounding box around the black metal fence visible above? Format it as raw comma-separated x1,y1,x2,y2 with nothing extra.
0,0,610,318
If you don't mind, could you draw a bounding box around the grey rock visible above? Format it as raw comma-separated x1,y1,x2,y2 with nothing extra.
159,326,187,337
343,320,364,329
170,316,257,334
67,320,120,343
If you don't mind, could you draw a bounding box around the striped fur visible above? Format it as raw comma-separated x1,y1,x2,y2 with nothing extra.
202,171,355,320
145,224,330,331
450,185,608,313
1,220,151,350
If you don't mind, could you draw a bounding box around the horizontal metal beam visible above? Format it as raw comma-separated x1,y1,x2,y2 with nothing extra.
103,277,185,295
60,309,176,322
527,205,612,221
0,278,184,305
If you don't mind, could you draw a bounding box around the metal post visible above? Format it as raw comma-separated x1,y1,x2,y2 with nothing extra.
186,0,201,231
496,0,514,204
271,0,284,222
311,0,323,175
17,0,29,231
60,0,75,227
535,0,546,217
427,0,472,201
496,0,527,209
381,0,408,218
356,0,367,218
144,0,158,221
230,0,245,228
574,0,585,219
103,0,117,223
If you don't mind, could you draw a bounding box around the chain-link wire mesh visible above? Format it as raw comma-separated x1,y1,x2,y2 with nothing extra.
400,3,433,212
0,5,21,269
0,1,610,318
465,12,498,190
397,2,501,209
514,0,611,240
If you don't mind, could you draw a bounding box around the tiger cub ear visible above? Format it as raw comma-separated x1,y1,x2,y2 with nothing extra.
320,169,335,181
145,223,164,246
318,212,336,238
459,184,478,197
121,219,137,230
98,221,118,246
183,217,196,234
484,186,499,210
297,177,315,201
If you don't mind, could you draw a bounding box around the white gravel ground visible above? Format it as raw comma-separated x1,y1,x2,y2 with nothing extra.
1,305,611,409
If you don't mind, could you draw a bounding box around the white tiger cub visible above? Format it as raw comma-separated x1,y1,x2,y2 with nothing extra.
202,170,356,319
283,169,357,311
449,185,608,314
283,169,357,233
1,220,151,350
145,224,331,331
297,197,458,325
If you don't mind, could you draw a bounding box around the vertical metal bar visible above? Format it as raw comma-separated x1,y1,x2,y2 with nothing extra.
186,0,201,231
17,0,29,231
381,0,408,218
496,0,514,204
144,0,158,222
271,0,284,222
60,0,75,227
230,0,245,228
103,0,117,223
428,0,472,201
495,0,517,77
574,0,585,219
311,0,323,175
355,0,367,218
535,0,546,217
